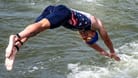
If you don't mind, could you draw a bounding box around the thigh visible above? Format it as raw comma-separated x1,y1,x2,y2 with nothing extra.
45,5,71,29
35,5,55,22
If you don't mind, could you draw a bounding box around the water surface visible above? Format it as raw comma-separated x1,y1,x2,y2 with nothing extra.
0,0,138,78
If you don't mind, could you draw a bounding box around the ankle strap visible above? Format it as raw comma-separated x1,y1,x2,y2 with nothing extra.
17,40,23,45
14,45,19,51
16,33,21,38
16,34,23,45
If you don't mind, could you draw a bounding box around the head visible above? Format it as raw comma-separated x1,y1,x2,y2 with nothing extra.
86,31,98,45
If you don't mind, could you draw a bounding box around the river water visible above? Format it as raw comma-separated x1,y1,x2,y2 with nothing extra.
0,0,138,78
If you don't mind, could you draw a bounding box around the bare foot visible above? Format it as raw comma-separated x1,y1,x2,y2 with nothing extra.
5,35,17,71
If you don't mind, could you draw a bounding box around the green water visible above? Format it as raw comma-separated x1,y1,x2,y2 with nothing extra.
0,0,138,78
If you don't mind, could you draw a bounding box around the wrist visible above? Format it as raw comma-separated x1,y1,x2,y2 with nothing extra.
110,49,115,53
110,51,115,53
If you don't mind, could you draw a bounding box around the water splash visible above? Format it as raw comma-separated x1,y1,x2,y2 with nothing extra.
82,0,97,2
67,41,138,78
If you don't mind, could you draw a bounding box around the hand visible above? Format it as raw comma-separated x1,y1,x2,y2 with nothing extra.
100,51,110,57
109,53,121,61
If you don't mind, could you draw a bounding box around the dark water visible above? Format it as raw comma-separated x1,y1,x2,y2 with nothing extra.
0,0,138,78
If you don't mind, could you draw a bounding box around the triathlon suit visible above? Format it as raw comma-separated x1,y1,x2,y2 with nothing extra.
35,5,98,44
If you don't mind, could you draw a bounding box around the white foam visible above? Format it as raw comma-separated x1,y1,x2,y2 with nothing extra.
67,63,111,78
28,66,39,73
118,41,138,53
82,0,97,2
67,41,138,78
81,0,104,6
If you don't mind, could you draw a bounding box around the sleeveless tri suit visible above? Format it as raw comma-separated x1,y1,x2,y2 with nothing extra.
35,5,98,44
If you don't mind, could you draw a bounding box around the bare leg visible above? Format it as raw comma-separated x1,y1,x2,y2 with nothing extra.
5,18,50,71
18,19,50,38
